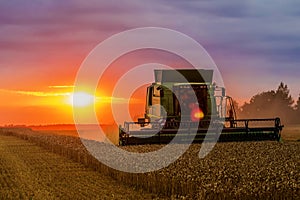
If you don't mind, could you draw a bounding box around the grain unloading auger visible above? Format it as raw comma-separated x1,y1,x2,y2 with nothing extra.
119,69,283,145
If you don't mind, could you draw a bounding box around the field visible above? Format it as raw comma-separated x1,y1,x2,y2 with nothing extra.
0,134,159,199
31,124,120,145
0,127,299,199
281,124,300,141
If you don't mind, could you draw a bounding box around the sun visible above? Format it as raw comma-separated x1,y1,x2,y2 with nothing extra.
68,92,95,107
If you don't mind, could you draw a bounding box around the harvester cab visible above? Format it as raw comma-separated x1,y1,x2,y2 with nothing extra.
144,69,222,123
119,69,283,145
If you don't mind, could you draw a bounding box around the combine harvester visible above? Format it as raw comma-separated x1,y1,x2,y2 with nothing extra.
119,69,283,145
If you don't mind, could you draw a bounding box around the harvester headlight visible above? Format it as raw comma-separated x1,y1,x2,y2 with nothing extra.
191,107,204,121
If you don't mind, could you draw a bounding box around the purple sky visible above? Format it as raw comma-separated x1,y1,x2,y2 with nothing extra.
0,0,299,105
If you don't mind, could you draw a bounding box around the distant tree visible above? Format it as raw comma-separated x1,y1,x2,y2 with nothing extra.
295,94,300,111
293,94,300,124
239,82,294,124
275,82,294,108
239,90,276,118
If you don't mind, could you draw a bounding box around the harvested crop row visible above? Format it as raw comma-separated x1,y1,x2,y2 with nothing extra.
0,134,160,199
1,128,299,199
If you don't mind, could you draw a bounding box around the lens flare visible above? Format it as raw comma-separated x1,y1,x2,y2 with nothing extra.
191,107,204,121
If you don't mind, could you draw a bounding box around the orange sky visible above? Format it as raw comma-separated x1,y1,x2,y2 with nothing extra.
0,50,195,125
1,1,299,126
0,47,295,126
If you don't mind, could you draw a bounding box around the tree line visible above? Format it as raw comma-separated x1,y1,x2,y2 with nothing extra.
234,82,300,124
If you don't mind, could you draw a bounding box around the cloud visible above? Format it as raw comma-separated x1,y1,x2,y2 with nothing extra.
48,85,74,89
1,0,298,62
0,0,299,101
0,89,71,97
0,88,143,105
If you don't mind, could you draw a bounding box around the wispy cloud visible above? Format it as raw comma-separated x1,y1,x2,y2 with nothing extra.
0,88,143,104
48,85,74,89
0,0,299,101
0,89,71,97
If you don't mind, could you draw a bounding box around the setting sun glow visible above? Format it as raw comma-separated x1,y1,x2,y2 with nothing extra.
69,92,95,107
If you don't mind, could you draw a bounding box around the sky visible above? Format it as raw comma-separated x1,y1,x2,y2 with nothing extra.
0,0,299,125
